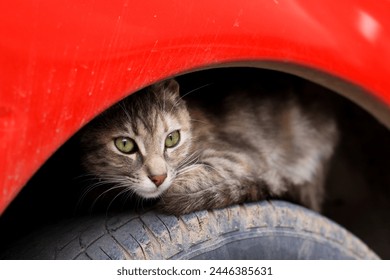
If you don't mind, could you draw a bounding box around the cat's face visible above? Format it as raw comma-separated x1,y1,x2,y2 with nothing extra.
81,79,192,199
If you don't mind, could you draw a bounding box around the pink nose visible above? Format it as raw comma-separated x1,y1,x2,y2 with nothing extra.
149,174,167,187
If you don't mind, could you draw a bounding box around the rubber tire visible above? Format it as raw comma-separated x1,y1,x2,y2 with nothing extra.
3,200,378,259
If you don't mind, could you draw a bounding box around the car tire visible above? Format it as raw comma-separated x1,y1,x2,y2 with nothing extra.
2,200,378,259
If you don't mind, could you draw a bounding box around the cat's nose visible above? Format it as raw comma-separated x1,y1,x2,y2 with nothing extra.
148,174,167,187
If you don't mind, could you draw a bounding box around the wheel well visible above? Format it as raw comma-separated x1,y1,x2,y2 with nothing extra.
0,66,389,258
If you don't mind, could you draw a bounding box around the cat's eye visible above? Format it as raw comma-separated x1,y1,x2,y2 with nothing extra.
114,137,137,154
165,130,180,148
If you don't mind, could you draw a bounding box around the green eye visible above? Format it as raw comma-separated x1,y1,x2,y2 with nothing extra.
165,130,180,148
114,137,137,154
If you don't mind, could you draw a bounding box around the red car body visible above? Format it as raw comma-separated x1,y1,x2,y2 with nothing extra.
1,0,389,214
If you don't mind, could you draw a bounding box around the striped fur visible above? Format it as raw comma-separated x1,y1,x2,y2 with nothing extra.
81,78,338,215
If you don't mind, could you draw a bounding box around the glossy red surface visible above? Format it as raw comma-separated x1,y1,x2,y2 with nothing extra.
1,0,390,214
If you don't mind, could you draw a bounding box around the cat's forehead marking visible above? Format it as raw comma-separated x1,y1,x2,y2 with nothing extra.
160,113,169,133
130,116,139,135
134,118,149,137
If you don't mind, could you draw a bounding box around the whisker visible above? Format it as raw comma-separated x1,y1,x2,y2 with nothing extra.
169,83,213,114
119,101,133,124
106,187,133,213
180,83,214,100
76,173,139,211
89,185,128,212
190,118,209,125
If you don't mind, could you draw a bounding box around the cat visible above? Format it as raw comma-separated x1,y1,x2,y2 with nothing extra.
81,77,339,215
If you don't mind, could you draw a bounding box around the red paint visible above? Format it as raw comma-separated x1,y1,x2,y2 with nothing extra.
1,0,389,214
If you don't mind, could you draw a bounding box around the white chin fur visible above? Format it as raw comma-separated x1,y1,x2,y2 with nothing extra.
136,179,171,199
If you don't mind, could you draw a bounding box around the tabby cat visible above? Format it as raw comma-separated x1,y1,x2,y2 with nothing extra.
81,77,338,215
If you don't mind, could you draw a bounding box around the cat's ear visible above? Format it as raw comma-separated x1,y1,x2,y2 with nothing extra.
152,79,180,101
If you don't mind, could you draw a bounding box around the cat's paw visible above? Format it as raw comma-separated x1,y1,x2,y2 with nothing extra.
157,192,201,215
157,179,242,215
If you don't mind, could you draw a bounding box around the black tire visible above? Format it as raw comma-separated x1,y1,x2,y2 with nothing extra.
2,200,378,259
